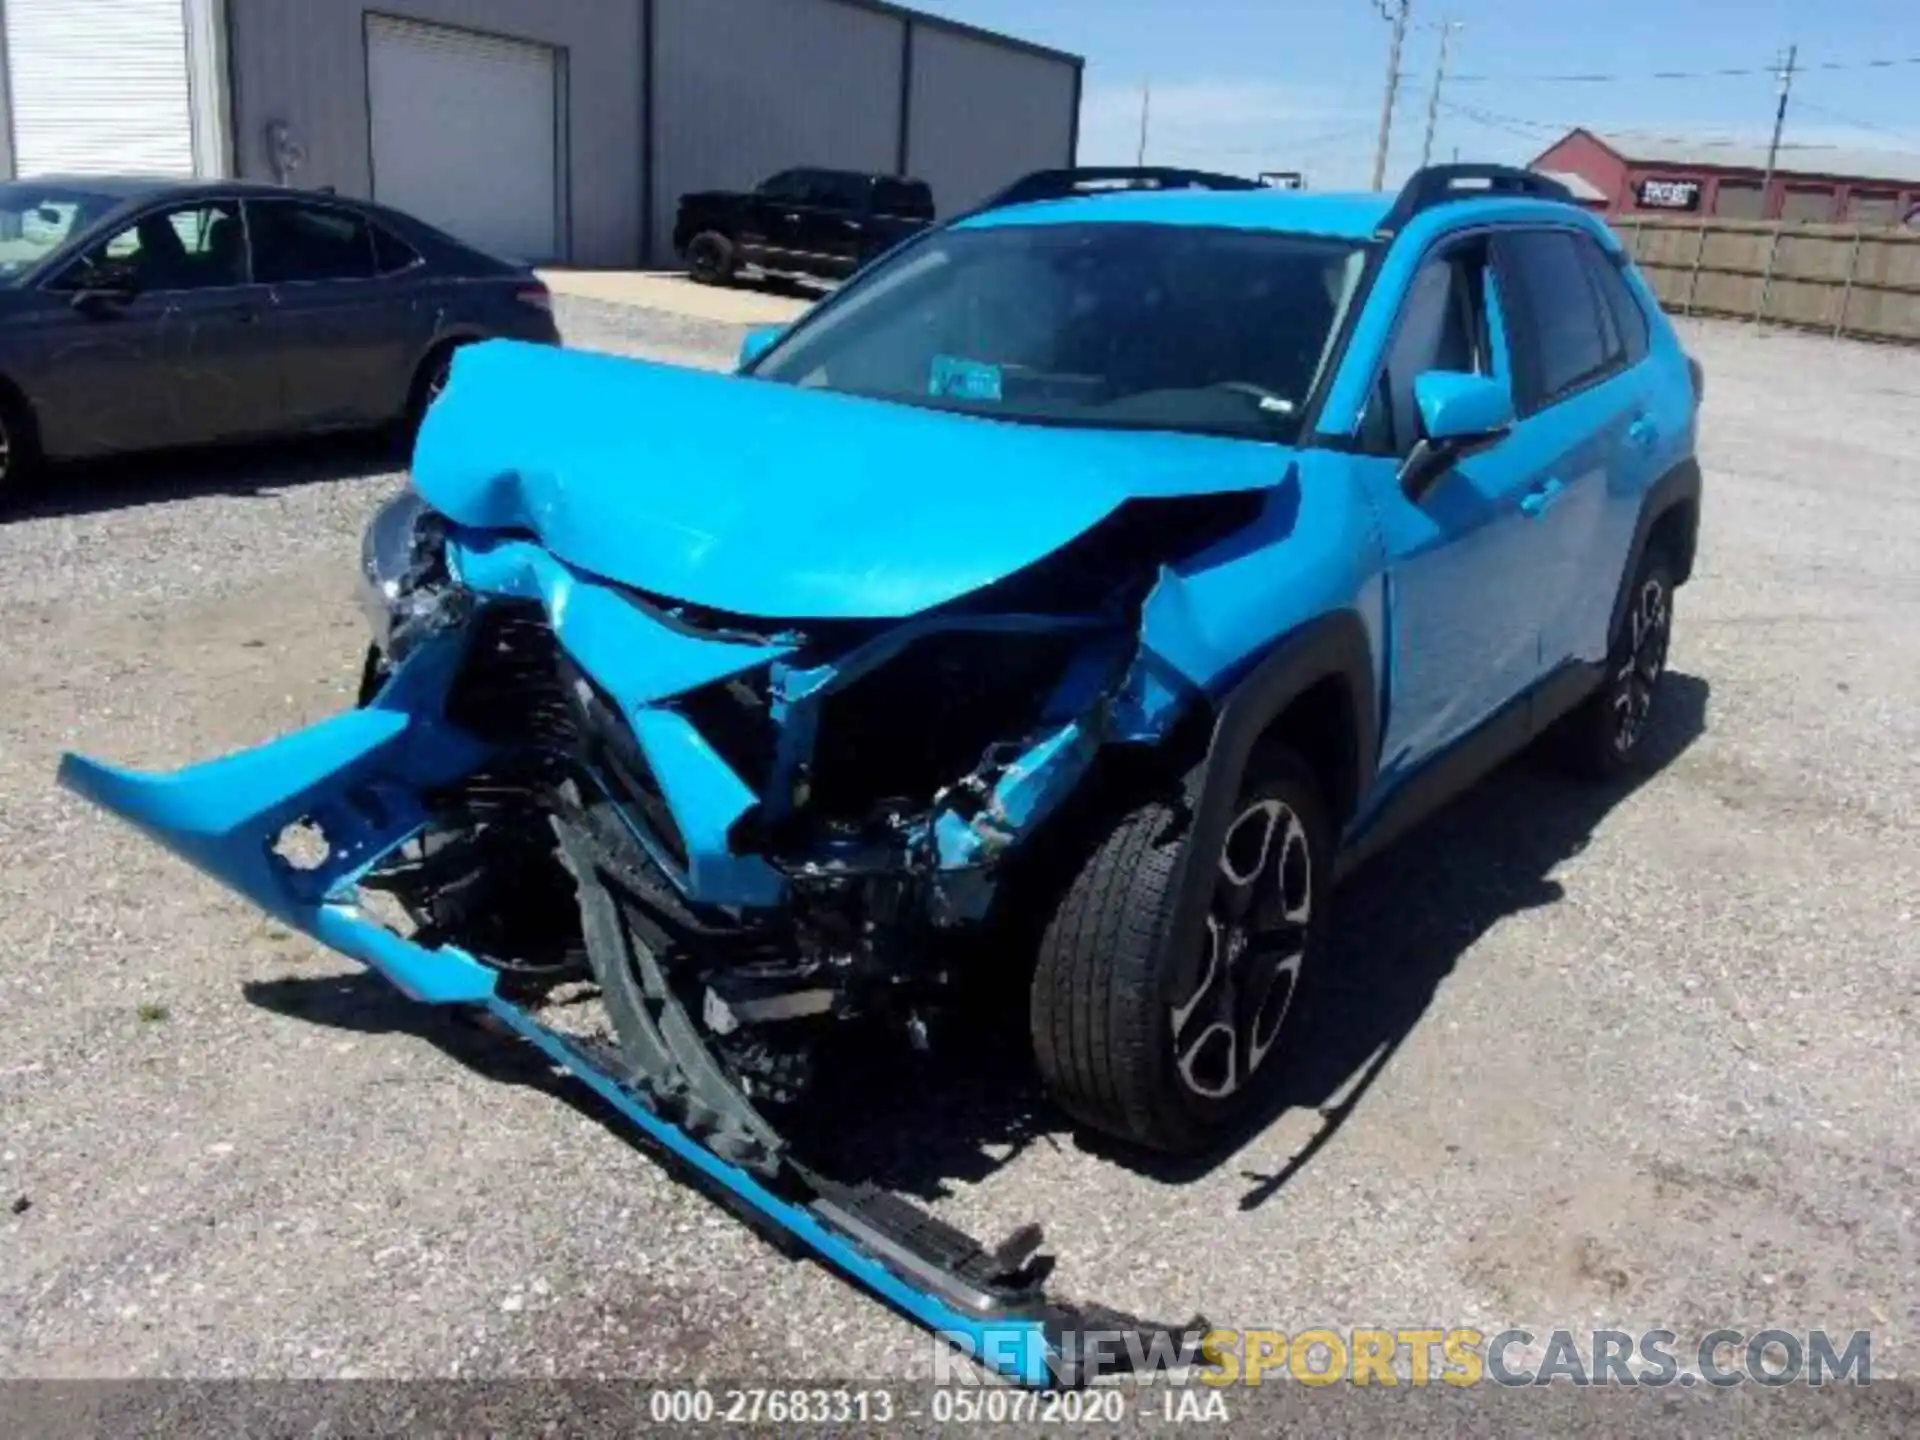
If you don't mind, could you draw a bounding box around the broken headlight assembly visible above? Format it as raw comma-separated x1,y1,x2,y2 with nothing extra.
358,487,458,661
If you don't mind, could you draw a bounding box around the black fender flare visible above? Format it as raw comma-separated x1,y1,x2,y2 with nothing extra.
1607,457,1702,645
1156,609,1378,1007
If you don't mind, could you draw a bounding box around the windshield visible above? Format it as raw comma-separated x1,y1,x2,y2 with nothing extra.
0,183,125,284
753,221,1369,442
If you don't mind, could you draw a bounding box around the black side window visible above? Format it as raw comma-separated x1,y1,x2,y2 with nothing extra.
371,222,422,275
874,178,932,219
247,200,375,283
56,201,247,292
1361,243,1493,457
1498,230,1618,411
805,172,870,210
757,170,808,202
1581,239,1650,367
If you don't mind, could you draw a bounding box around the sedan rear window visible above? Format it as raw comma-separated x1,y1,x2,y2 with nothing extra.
247,200,376,283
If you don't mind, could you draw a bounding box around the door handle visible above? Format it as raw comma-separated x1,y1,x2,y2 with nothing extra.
1519,477,1566,517
204,303,258,324
1627,416,1657,449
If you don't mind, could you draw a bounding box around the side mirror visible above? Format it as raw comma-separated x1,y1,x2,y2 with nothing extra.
1399,370,1514,501
738,323,785,370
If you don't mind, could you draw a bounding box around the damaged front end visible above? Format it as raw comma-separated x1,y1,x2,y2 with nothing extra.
341,480,1254,1112
53,344,1293,1384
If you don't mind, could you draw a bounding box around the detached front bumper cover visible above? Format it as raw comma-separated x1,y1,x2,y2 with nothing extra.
56,700,1205,1388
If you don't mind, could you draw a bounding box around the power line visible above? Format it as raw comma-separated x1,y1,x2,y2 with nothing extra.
1435,98,1840,151
1790,97,1920,145
1448,52,1920,86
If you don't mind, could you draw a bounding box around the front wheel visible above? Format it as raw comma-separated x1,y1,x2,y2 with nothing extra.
0,389,41,512
1030,747,1331,1154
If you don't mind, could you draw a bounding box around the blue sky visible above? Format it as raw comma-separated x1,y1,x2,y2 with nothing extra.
906,0,1920,189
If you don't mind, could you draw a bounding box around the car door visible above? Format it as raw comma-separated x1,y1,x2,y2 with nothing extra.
1350,236,1561,782
34,198,277,452
771,171,864,276
804,172,872,275
752,170,813,267
1489,227,1650,674
246,198,416,428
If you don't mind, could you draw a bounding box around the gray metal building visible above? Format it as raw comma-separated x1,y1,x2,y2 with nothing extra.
0,0,1082,266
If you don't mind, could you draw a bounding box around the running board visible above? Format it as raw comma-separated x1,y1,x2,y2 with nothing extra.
493,1011,1208,1387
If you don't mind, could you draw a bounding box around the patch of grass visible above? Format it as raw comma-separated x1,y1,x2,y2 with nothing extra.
136,1001,171,1024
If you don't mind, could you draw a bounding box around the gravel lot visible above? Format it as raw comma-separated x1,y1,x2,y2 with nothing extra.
2,301,1915,1396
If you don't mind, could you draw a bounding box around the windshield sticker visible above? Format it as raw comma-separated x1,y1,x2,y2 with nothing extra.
929,355,1005,403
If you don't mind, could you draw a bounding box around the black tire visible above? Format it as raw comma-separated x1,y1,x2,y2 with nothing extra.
685,231,738,286
1556,548,1676,780
406,342,462,431
1030,746,1332,1154
0,385,42,512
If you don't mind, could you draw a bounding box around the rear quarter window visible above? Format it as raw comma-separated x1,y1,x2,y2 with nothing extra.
1582,242,1651,367
1497,229,1626,412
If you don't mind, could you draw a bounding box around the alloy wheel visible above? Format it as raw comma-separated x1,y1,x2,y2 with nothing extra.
1612,575,1671,756
0,411,12,488
1170,798,1313,1100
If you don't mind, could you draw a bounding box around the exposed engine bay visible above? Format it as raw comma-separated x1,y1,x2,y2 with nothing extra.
353,479,1264,1147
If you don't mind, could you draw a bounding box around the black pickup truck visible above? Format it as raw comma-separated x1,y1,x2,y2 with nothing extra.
673,168,935,286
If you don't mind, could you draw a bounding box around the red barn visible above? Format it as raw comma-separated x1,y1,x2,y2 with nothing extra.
1530,129,1920,227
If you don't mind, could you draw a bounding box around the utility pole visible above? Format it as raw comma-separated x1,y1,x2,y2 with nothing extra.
1760,43,1797,218
1420,20,1463,168
1370,0,1413,190
1136,78,1152,165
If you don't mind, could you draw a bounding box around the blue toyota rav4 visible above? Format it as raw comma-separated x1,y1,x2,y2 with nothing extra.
61,164,1702,1374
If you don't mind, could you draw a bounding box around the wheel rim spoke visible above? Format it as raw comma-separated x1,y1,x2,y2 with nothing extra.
1172,796,1313,1100
1614,578,1669,753
1242,929,1307,1072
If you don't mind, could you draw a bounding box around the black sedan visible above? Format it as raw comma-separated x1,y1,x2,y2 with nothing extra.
0,175,561,507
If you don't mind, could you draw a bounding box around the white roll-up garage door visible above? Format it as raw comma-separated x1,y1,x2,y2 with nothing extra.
4,0,196,176
366,17,562,263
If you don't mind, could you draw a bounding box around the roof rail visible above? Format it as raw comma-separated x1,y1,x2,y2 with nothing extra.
971,165,1265,215
1375,163,1574,237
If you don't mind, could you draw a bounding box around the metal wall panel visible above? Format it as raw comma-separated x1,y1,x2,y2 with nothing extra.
650,0,904,263
906,25,1077,217
6,0,195,176
224,0,642,265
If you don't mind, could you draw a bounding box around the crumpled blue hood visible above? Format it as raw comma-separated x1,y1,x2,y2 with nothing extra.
411,341,1292,620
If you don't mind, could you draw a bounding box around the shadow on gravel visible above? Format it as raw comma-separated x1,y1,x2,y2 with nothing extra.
1198,671,1710,1209
2,429,404,524
242,673,1709,1223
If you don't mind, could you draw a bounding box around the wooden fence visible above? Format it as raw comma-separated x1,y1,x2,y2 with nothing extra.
1608,214,1920,344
